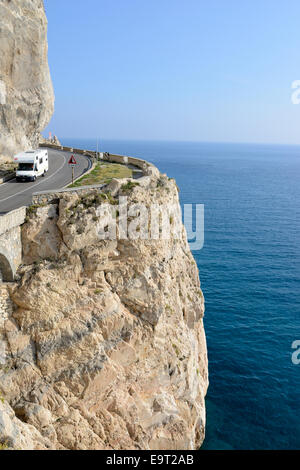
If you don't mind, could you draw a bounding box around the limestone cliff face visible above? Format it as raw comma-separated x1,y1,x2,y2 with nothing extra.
0,0,54,160
0,174,208,450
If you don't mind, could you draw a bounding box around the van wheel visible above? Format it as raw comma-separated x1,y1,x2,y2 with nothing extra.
42,171,45,177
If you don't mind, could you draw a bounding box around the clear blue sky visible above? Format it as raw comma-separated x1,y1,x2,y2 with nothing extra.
44,0,300,144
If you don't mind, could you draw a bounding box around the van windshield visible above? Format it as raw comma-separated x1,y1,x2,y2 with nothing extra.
18,163,34,171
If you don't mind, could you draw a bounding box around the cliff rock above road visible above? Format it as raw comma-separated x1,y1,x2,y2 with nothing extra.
0,0,54,160
0,173,208,450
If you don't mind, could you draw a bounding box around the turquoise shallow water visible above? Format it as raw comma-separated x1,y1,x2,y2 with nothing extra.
62,138,300,449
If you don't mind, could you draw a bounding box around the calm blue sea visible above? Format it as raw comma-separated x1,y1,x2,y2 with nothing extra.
62,138,300,449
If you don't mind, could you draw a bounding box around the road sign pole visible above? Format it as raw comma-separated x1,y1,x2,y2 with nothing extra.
68,155,77,185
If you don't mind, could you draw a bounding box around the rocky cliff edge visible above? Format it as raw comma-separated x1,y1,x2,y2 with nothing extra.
0,173,208,450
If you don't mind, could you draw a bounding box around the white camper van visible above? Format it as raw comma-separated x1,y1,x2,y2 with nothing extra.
14,149,49,182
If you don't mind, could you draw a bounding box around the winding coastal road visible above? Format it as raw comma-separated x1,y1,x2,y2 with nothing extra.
0,148,92,214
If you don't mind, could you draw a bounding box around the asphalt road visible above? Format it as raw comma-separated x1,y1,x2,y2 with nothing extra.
0,148,92,214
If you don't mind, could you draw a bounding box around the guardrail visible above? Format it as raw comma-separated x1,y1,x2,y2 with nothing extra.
0,173,15,185
32,184,106,205
0,206,26,235
39,143,160,178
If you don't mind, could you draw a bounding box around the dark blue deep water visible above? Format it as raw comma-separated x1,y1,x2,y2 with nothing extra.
62,138,300,449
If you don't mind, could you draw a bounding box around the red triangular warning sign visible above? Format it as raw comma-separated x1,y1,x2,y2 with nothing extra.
68,155,77,165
